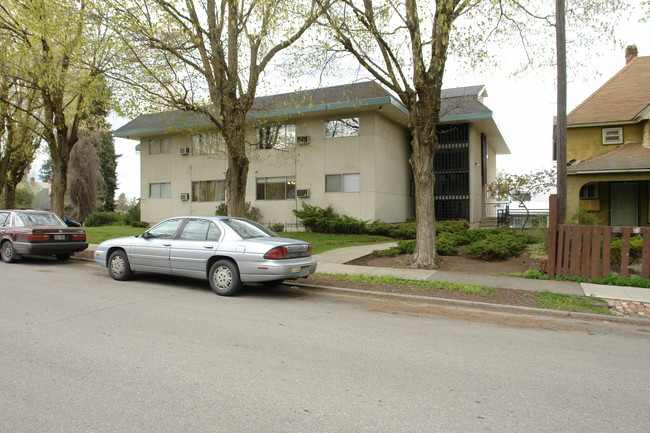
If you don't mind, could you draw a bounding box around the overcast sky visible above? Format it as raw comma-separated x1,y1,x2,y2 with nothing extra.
109,8,648,207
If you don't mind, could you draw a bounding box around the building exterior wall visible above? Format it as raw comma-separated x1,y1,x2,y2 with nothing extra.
139,111,414,225
566,123,643,162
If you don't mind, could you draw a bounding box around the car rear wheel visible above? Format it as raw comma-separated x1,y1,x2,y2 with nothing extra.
1,241,20,263
209,260,242,296
108,250,134,281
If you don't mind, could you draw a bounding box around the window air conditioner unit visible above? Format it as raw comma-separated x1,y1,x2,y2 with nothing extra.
179,147,190,155
296,188,310,198
180,193,190,201
296,136,310,145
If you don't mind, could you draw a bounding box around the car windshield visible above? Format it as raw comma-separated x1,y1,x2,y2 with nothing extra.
15,212,65,227
222,218,278,239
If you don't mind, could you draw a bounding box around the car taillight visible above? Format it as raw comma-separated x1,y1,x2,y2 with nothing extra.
264,246,288,259
28,234,50,242
71,233,86,241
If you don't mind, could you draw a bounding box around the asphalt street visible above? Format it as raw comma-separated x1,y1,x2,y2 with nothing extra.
1,257,649,433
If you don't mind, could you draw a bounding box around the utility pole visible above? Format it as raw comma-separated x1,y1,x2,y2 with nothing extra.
556,0,567,224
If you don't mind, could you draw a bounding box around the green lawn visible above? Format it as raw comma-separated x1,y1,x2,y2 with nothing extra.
84,226,147,244
84,226,393,254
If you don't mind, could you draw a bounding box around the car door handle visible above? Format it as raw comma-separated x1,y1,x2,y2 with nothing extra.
204,245,214,249
162,243,171,247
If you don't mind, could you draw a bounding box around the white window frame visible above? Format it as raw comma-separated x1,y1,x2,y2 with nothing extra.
149,182,171,198
325,173,360,193
257,124,296,149
602,127,623,145
325,118,360,138
192,132,225,156
148,137,171,155
191,180,225,202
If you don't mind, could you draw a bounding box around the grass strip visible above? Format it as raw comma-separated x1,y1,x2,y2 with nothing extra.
535,291,614,315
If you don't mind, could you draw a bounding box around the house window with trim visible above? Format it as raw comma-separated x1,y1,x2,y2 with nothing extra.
602,127,623,145
325,173,360,193
150,182,171,198
257,124,296,149
148,137,171,154
579,183,599,199
192,132,225,156
256,176,296,200
192,180,225,202
325,118,359,138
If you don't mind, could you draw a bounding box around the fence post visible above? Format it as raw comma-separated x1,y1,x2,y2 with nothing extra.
620,227,632,278
548,195,558,277
642,228,650,279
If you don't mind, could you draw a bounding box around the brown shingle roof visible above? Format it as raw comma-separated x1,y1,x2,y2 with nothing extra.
567,56,650,125
567,142,650,173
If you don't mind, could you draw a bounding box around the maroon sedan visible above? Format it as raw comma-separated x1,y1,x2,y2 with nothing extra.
0,210,88,262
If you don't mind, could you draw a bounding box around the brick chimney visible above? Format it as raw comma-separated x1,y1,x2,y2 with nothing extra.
625,45,638,64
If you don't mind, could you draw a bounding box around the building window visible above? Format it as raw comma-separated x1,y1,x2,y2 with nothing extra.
192,132,225,156
325,118,359,138
325,173,360,193
602,127,623,145
148,137,171,155
579,183,599,199
258,124,296,149
149,182,171,198
256,176,296,200
192,180,225,202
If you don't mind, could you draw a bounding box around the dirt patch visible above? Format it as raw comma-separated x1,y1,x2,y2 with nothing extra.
303,274,540,308
348,246,537,276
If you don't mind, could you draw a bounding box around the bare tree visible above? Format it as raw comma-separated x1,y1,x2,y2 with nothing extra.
105,0,324,217
319,0,626,268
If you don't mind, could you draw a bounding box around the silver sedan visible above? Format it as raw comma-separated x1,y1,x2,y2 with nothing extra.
94,216,317,296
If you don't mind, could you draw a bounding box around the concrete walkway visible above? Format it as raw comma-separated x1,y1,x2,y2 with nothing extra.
314,242,650,302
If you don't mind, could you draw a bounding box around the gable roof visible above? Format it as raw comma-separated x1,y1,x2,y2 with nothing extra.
567,142,650,174
567,56,650,125
114,81,496,138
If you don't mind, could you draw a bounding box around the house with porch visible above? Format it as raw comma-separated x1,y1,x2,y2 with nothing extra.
114,81,509,226
565,46,650,226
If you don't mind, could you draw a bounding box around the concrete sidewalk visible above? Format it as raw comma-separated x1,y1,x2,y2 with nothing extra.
314,243,650,302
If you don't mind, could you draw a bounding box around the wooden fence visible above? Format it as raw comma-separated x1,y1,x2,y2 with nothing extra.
547,195,650,279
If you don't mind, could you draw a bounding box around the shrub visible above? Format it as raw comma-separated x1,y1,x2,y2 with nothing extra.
215,202,262,222
465,231,534,260
522,269,550,280
372,240,416,257
85,211,123,227
293,204,367,234
389,222,416,240
569,209,599,226
268,222,285,232
131,221,149,228
435,232,459,256
610,235,644,266
122,204,141,226
367,220,394,237
436,219,469,234
592,273,650,288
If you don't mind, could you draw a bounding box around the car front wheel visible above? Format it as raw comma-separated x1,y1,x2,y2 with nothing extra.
1,241,20,263
208,260,242,296
108,250,134,281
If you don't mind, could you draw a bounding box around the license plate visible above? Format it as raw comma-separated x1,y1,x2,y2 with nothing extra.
54,234,66,241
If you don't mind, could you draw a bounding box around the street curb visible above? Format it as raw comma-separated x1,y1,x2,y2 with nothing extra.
290,282,650,326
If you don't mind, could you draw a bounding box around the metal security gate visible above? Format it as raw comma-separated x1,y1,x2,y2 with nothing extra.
435,123,469,220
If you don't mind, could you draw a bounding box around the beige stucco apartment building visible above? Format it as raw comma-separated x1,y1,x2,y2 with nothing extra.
115,82,509,226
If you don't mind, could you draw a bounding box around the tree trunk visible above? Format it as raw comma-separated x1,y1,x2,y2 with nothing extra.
410,133,437,268
3,184,16,209
224,125,250,218
51,156,68,217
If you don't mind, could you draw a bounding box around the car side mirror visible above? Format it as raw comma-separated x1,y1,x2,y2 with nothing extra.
141,232,151,239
